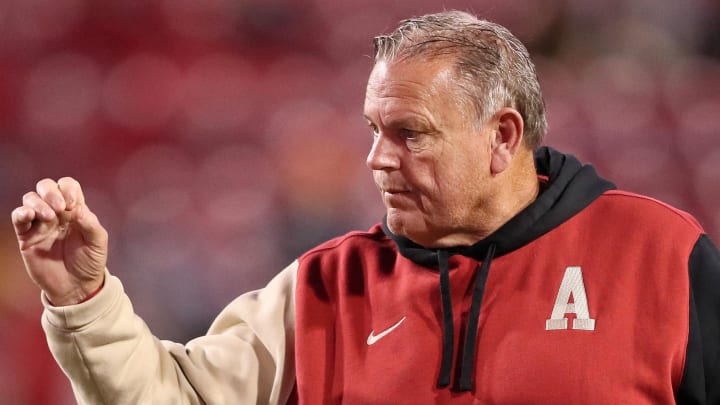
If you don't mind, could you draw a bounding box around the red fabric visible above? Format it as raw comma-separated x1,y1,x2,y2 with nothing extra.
293,191,701,403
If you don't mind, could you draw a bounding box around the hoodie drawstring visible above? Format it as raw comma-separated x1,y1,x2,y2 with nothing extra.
458,244,496,391
436,249,454,388
435,244,497,391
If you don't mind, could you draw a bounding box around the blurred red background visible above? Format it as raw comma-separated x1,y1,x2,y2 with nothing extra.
1,0,718,402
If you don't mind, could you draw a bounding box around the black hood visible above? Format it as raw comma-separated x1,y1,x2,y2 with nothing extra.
382,146,616,266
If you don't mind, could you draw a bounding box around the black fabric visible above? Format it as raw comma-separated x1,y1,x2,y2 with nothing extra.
436,250,454,388
677,234,720,404
458,244,496,391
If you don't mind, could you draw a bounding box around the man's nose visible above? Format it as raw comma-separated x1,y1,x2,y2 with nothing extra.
366,134,401,171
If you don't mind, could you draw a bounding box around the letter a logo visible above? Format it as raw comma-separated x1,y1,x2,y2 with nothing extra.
546,266,596,331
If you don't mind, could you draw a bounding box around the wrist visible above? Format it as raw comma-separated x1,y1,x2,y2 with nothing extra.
78,279,105,303
45,276,106,306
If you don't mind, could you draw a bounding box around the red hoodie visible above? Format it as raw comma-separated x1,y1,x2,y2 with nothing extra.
294,147,719,404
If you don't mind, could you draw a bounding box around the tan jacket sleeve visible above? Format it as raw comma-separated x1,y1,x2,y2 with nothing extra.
41,261,298,405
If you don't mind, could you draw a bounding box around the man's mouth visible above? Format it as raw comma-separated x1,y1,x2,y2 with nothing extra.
383,189,408,194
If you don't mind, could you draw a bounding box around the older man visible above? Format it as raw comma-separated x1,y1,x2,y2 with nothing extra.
12,10,719,404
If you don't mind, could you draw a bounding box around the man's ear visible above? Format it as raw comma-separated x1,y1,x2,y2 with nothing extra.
490,107,524,175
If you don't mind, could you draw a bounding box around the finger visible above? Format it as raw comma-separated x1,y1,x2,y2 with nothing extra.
36,178,66,212
22,191,56,222
57,177,84,210
11,206,37,236
72,203,108,248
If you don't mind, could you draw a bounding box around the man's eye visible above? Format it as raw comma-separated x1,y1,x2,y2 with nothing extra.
368,123,379,136
399,128,418,139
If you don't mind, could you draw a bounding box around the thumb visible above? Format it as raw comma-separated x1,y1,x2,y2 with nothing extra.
71,203,108,248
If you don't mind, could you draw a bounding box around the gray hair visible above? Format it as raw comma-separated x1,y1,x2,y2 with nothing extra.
373,11,547,149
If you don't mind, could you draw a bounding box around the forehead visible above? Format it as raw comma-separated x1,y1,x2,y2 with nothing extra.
364,58,459,117
364,58,466,130
364,56,484,130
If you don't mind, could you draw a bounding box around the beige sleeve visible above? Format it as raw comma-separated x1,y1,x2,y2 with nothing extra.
41,261,298,405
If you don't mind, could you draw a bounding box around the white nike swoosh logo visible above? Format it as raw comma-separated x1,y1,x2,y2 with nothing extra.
366,316,407,345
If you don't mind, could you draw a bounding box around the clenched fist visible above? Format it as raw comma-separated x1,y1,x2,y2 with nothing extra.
11,177,108,306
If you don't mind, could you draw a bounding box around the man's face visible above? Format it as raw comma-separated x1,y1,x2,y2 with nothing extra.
364,57,495,247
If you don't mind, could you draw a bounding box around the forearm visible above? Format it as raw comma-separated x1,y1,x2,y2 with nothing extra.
42,272,203,404
41,264,298,405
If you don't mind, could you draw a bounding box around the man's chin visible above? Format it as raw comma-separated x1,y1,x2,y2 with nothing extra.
384,210,403,232
385,210,417,240
385,210,451,248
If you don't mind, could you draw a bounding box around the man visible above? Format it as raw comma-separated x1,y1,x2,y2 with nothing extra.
11,10,719,404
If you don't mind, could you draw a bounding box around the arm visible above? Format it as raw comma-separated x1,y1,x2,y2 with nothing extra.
677,234,720,404
42,263,298,405
12,178,297,404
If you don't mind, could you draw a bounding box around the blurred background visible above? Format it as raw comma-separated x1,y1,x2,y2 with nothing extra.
0,0,718,402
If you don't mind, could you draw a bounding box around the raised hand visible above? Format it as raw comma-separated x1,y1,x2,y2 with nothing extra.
11,177,108,306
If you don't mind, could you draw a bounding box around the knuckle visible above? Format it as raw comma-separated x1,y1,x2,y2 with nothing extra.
58,176,79,187
36,177,55,189
22,191,38,203
58,177,83,202
36,178,59,197
10,207,22,221
11,207,33,230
